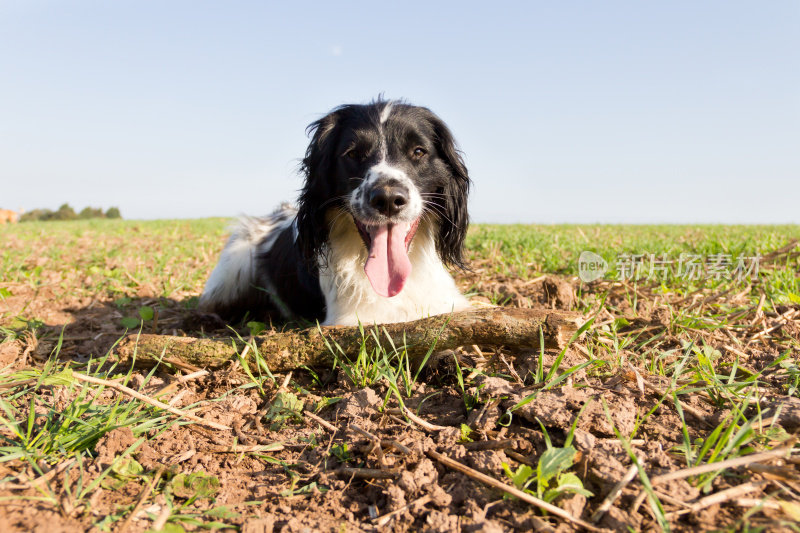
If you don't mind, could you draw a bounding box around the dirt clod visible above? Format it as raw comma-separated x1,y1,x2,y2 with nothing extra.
2,223,798,532
94,427,136,468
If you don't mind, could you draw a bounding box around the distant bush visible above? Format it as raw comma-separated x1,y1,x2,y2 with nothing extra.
79,206,105,219
20,204,123,222
55,203,77,220
19,209,50,222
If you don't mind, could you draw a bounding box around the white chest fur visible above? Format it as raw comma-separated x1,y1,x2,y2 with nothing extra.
318,215,468,326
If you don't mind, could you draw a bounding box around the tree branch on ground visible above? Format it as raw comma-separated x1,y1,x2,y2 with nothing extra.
115,307,583,371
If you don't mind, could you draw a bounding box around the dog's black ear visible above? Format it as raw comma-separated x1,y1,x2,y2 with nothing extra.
296,111,341,270
430,114,471,269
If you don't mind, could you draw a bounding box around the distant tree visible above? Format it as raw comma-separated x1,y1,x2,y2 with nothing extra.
54,203,77,220
20,209,52,222
79,206,105,219
20,205,120,222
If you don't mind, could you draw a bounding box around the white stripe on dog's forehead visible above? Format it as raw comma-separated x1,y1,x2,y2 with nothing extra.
365,160,407,183
377,103,393,159
379,102,393,124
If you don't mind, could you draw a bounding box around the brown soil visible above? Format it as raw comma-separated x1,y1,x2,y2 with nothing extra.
1,238,798,532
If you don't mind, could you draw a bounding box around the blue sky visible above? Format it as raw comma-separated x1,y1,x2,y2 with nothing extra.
1,1,798,223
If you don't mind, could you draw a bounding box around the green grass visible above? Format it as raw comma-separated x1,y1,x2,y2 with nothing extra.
467,223,798,276
0,349,176,508
1,218,798,531
1,218,229,297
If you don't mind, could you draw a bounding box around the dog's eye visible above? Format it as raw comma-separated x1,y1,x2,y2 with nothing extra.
344,149,359,160
411,147,427,159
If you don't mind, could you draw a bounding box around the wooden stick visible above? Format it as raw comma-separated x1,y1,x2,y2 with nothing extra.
114,308,583,371
651,443,796,485
385,406,449,432
666,481,768,518
203,443,284,453
151,498,171,531
427,449,601,532
152,369,209,398
119,466,166,533
505,450,536,468
374,494,433,527
641,377,710,425
337,467,399,480
591,462,640,523
304,410,338,433
351,424,412,455
734,498,781,511
461,439,517,451
72,372,230,431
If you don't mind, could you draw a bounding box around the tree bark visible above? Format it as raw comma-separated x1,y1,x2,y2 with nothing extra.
114,307,583,372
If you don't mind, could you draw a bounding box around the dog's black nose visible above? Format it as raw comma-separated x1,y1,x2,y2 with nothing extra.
369,186,408,217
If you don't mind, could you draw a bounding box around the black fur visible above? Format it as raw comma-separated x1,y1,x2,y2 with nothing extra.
425,109,471,269
255,223,325,321
296,99,471,272
203,99,471,324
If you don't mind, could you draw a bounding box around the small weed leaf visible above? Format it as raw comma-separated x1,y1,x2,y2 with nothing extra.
279,480,328,497
170,471,220,500
138,306,154,321
537,446,576,488
112,456,143,478
120,317,140,329
40,368,76,386
502,462,535,492
459,424,474,443
203,506,241,519
145,523,186,533
314,396,341,411
247,321,266,336
543,472,594,503
101,456,143,490
331,443,351,463
113,296,132,307
11,367,74,386
612,317,630,330
0,287,12,298
263,392,304,428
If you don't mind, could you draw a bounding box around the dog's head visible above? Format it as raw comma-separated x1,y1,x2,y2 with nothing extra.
297,99,471,297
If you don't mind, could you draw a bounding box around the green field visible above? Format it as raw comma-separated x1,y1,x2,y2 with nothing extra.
1,219,798,532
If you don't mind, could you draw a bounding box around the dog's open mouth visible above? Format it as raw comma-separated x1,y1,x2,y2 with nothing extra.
354,217,420,298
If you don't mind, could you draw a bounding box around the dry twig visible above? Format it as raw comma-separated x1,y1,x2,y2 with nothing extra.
304,410,337,433
386,406,448,432
374,495,433,527
666,481,768,518
119,466,166,533
427,449,602,532
72,372,230,431
591,462,640,523
337,467,399,480
651,443,796,485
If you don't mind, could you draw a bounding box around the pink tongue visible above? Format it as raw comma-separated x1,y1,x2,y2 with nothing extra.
364,222,412,297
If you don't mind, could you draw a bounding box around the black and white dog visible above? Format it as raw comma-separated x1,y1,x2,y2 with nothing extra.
200,100,471,326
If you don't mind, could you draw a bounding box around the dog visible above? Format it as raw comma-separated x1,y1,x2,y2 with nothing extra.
200,100,472,326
